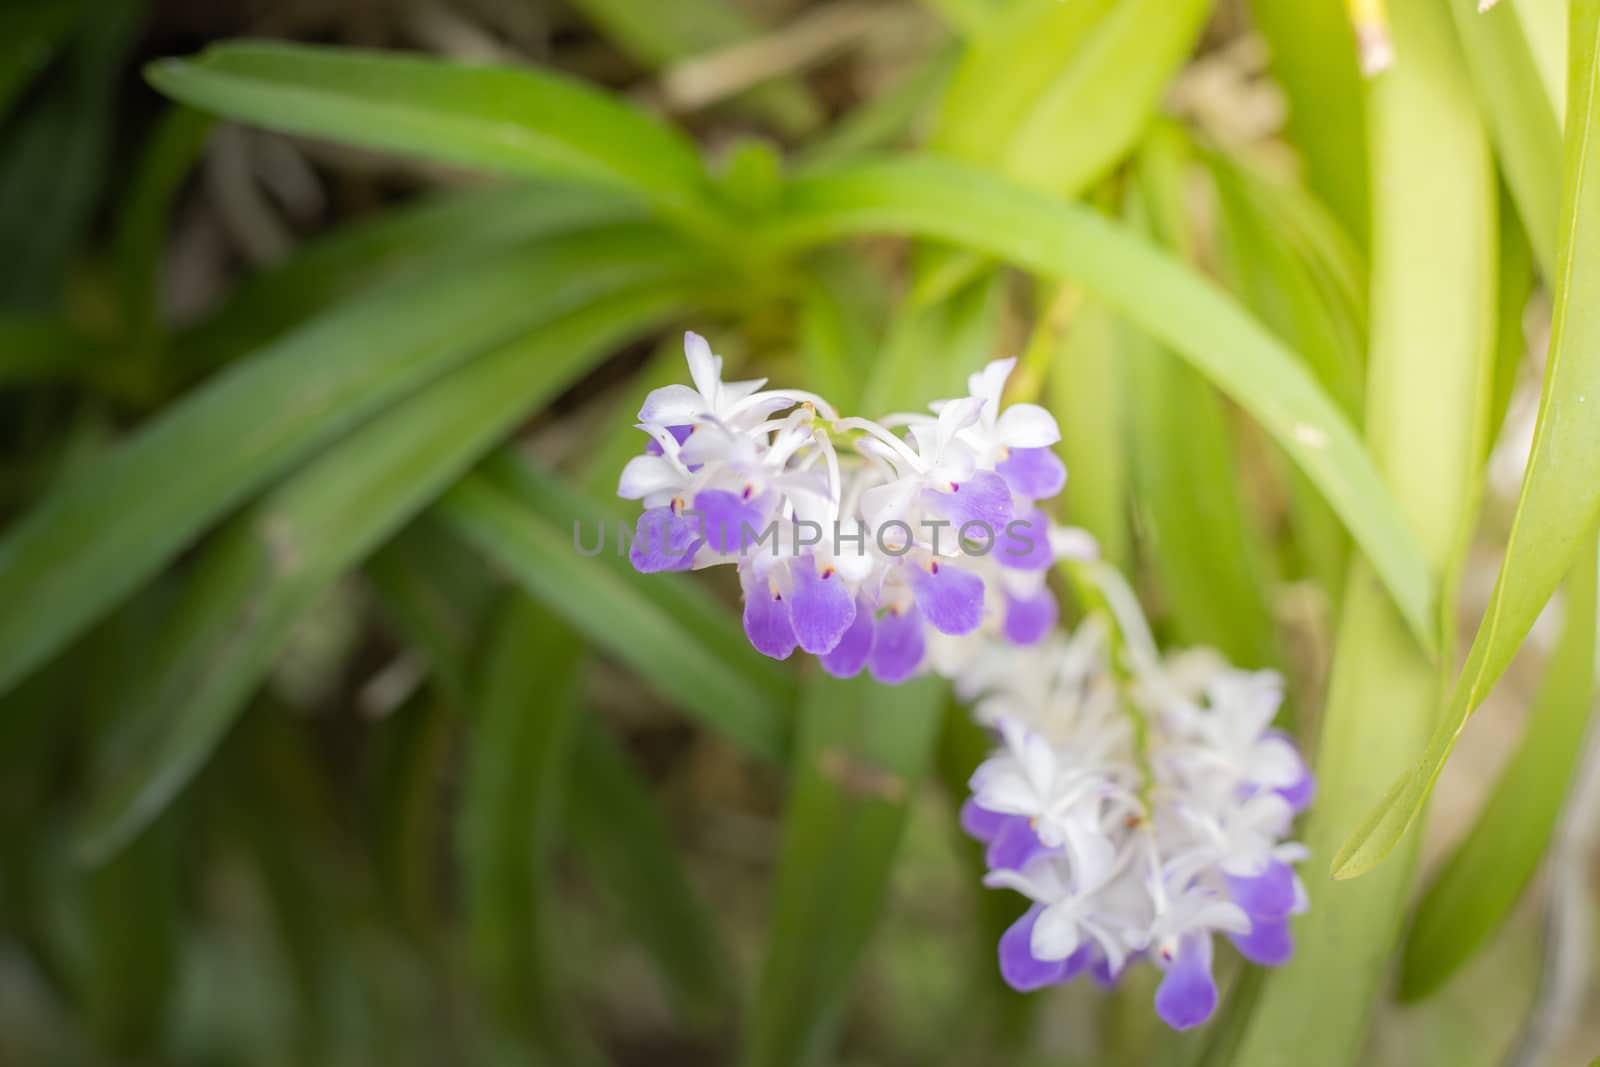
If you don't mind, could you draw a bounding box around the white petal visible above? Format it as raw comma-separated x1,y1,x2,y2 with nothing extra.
683,331,722,401
617,454,683,499
860,479,920,528
638,383,706,425
1030,901,1085,961
1248,736,1306,790
994,402,1061,447
966,358,1016,414
719,377,770,408
936,395,985,444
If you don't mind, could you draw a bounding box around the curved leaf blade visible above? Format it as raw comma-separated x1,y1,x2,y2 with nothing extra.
0,224,668,698
72,281,694,862
1333,0,1600,880
1399,537,1598,1000
743,673,943,1067
145,41,718,228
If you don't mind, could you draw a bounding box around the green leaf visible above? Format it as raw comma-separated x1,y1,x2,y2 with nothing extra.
1449,0,1564,278
112,105,214,344
1399,536,1598,1001
1332,0,1600,882
1048,295,1131,571
1231,0,1497,1061
0,224,684,698
1125,130,1281,668
567,717,736,1030
759,155,1438,651
920,0,1211,300
176,180,636,373
1244,0,1370,243
460,599,602,1063
797,254,889,415
0,0,136,310
71,281,692,862
743,673,943,1067
0,0,87,122
365,519,496,713
0,315,88,386
438,461,795,763
146,42,720,231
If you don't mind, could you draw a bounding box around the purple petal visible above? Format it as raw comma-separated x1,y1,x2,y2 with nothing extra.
997,509,1054,571
629,507,701,573
1002,587,1058,645
908,560,985,636
923,469,1013,530
1229,914,1293,967
788,560,856,654
742,574,797,660
986,816,1045,871
1267,731,1316,813
960,797,1008,842
644,424,695,456
868,604,926,684
1155,936,1218,1031
996,446,1066,500
819,595,875,678
693,489,767,554
999,906,1072,993
1226,859,1297,922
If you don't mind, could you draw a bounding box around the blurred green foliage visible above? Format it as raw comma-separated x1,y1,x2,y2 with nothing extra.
1,1,1598,1065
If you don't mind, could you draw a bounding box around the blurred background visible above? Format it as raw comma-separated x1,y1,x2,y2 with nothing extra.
1,0,1598,1065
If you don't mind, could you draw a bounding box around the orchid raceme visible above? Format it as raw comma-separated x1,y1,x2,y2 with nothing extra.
619,332,1085,682
621,334,1312,1029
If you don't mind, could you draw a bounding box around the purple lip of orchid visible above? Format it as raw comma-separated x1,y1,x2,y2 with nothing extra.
622,334,1313,1031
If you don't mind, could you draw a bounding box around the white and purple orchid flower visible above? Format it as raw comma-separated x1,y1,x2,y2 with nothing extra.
619,334,1312,1032
621,334,1086,681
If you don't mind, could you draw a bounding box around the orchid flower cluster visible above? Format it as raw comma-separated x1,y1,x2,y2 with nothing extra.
952,594,1313,1029
618,334,1313,1031
619,332,1088,682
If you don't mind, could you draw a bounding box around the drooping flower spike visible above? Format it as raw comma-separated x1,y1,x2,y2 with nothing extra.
619,334,1312,1031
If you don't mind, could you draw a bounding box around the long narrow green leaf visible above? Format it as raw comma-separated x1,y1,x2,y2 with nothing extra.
365,519,495,713
935,0,1206,195
461,599,602,1064
0,225,680,698
72,282,692,862
567,717,737,1030
920,0,1210,300
1126,131,1280,668
176,180,636,371
112,105,214,345
146,42,721,231
743,673,943,1067
1244,0,1370,243
1399,536,1598,1000
0,0,87,122
1232,0,1498,1061
1449,0,1564,278
1333,0,1600,881
437,467,793,763
0,0,135,310
1049,296,1130,571
759,155,1437,650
